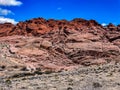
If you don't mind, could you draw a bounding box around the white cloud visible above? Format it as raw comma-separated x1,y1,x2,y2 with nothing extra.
101,23,107,26
0,0,22,6
0,17,17,24
0,8,14,15
0,0,22,24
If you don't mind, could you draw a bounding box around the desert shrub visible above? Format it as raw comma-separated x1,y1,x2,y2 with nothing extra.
20,66,29,71
34,70,43,75
11,73,34,78
44,70,53,74
67,87,73,90
5,79,12,85
93,82,102,88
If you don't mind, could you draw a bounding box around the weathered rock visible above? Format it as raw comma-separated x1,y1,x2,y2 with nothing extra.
40,40,52,49
0,23,14,37
107,23,117,31
67,33,101,42
0,17,120,72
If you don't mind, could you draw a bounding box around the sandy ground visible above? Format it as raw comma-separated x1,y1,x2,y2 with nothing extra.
0,62,120,90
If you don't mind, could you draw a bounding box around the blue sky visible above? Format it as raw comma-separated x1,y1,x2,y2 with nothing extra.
0,0,120,25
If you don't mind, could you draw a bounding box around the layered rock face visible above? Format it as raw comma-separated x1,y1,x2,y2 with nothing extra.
0,18,120,72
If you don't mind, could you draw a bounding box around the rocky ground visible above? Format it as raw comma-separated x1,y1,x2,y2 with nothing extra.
0,62,120,90
0,18,120,90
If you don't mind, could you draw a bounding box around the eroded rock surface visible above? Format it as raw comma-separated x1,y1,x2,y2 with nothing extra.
0,18,120,75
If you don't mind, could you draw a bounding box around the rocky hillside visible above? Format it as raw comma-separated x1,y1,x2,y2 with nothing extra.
0,18,120,73
0,18,120,90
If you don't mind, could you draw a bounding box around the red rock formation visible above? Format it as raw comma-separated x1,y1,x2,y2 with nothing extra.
0,18,105,36
0,17,120,72
0,23,14,37
0,18,119,38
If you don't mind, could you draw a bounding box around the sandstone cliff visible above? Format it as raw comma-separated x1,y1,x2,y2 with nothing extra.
0,18,120,72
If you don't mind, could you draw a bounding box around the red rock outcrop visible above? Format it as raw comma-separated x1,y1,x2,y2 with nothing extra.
0,18,120,72
0,23,14,37
0,18,105,36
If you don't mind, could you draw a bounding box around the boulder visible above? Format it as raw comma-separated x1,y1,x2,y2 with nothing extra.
41,40,52,49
